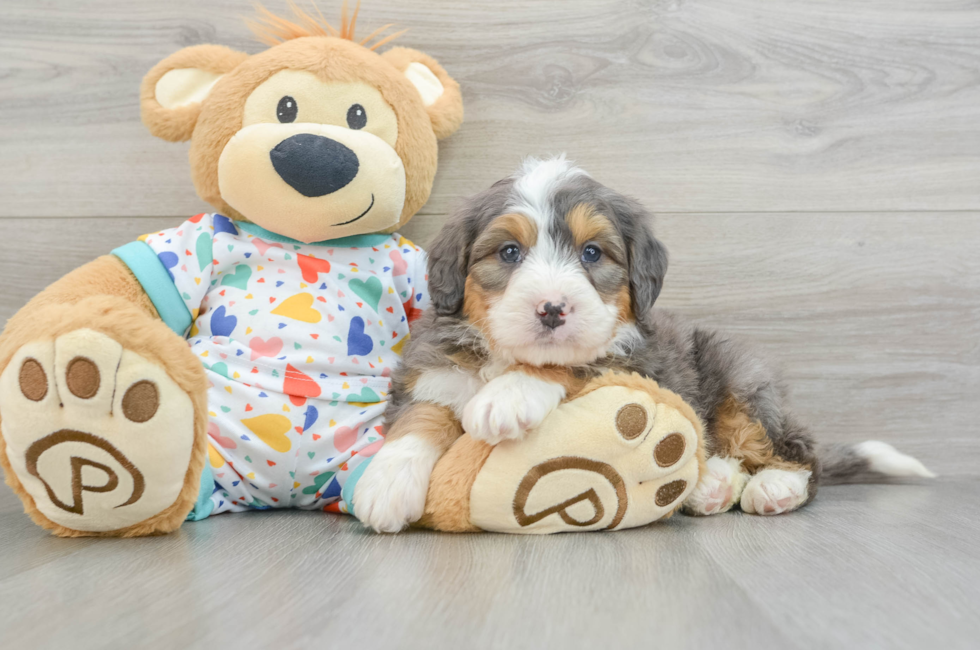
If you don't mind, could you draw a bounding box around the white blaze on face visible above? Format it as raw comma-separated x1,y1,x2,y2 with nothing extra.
483,157,624,366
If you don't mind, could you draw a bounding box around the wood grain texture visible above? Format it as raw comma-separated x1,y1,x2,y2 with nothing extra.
1,3,978,647
0,213,975,475
1,0,980,217
0,478,977,650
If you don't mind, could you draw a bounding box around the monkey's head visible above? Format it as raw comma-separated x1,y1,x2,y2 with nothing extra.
141,5,463,242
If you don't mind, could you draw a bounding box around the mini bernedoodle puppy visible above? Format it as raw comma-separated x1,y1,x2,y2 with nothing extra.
354,156,933,533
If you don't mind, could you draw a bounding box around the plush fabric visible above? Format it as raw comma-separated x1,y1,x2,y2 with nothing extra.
127,213,427,516
381,47,464,142
0,6,463,537
417,373,706,534
141,44,250,143
0,259,209,537
2,330,199,533
181,37,452,233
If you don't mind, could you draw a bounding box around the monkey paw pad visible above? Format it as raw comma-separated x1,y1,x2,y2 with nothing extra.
681,456,749,516
0,329,196,532
468,383,701,534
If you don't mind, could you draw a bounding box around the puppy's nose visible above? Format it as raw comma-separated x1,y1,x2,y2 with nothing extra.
270,134,359,197
536,300,567,330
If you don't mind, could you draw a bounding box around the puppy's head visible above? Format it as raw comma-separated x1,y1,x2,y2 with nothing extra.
429,156,667,366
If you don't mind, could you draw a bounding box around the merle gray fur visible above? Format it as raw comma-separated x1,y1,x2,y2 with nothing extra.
391,170,893,494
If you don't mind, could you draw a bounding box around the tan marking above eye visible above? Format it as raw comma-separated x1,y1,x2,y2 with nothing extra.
122,381,160,423
654,433,686,467
655,480,688,506
65,357,100,399
241,70,398,147
19,358,48,402
615,403,648,440
471,213,538,261
566,203,605,245
566,203,626,263
494,213,538,250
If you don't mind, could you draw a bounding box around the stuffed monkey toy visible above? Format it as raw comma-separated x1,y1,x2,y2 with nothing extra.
0,4,463,536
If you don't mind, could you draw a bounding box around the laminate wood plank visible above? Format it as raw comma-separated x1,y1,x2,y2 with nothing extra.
2,0,980,217
0,476,975,650
0,213,975,475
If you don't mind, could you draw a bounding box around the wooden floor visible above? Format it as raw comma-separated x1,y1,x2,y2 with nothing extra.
1,478,976,650
1,1,979,648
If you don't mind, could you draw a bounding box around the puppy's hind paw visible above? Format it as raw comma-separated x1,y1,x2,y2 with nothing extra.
740,468,811,515
682,456,749,516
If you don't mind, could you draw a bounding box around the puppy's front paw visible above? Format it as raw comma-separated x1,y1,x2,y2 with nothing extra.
352,436,440,533
462,373,565,445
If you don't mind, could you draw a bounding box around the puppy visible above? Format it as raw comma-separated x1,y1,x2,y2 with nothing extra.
354,156,934,532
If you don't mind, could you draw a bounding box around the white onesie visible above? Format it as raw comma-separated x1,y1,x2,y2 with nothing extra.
113,213,428,517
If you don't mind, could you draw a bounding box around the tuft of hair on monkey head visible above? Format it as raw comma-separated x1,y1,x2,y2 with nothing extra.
140,1,463,244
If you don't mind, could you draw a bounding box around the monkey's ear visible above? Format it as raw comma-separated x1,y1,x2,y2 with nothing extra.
382,47,463,141
141,44,248,143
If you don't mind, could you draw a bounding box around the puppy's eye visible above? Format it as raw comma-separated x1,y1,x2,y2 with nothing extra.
499,244,522,263
277,96,298,123
582,244,602,263
347,104,367,129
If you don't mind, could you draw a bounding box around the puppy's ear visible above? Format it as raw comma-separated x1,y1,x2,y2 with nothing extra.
382,47,464,140
428,180,512,316
617,197,668,318
427,207,476,316
141,44,248,143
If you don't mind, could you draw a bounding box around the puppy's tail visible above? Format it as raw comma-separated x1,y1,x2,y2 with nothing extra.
818,441,936,485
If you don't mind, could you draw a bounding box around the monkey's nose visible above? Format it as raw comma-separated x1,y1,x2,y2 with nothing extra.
270,134,359,197
536,300,567,330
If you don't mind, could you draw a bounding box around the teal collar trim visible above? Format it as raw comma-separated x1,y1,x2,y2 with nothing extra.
112,241,193,337
235,221,393,248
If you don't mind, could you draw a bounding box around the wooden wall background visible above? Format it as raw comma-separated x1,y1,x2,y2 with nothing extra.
1,0,977,473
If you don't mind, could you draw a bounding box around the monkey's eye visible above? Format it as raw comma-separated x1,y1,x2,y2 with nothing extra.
499,243,522,264
347,104,367,129
581,244,602,263
277,96,297,123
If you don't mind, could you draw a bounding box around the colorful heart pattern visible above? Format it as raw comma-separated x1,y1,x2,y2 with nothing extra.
297,253,332,282
137,213,429,516
249,336,283,360
348,276,383,312
210,306,237,337
241,414,292,453
220,264,252,290
346,317,374,356
272,293,322,323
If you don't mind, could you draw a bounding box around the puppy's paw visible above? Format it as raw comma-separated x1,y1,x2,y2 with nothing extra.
740,468,811,515
462,373,565,445
352,436,440,533
682,456,749,516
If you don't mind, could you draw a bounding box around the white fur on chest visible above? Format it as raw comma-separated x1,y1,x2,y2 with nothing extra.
410,357,514,420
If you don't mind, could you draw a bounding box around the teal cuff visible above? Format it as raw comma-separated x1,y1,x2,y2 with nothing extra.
185,463,215,522
341,457,374,519
112,240,193,336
